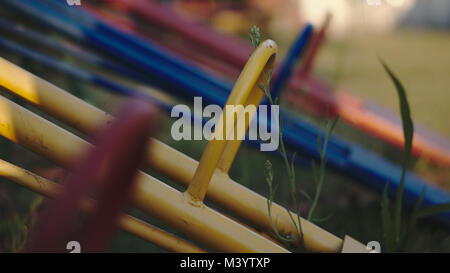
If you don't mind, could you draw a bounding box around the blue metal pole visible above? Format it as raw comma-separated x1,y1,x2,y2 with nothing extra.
0,18,159,87
270,24,314,99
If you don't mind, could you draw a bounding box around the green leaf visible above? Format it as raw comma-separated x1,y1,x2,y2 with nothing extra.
264,160,273,187
379,60,413,159
415,203,450,219
317,134,322,156
411,188,425,221
274,97,280,105
312,213,333,223
400,188,425,251
299,189,312,201
268,69,273,84
279,111,284,137
290,152,297,182
272,183,279,197
311,160,319,185
326,115,339,139
249,25,261,48
381,182,395,252
321,115,339,159
257,83,265,93
380,59,414,245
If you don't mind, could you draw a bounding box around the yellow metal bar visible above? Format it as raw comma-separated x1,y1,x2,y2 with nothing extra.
0,95,288,252
216,47,276,174
341,236,371,253
0,159,205,253
186,40,276,202
0,55,343,252
215,83,266,173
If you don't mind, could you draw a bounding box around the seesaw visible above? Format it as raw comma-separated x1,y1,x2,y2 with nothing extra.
3,0,449,224
0,41,372,252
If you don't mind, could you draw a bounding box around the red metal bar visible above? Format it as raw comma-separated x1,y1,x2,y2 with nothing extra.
27,99,160,253
299,12,332,75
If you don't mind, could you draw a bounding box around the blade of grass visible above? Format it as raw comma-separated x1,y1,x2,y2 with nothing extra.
380,59,414,244
381,182,395,252
307,116,339,222
415,203,450,219
400,188,425,251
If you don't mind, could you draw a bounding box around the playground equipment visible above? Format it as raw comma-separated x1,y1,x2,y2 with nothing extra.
93,0,450,167
0,40,373,252
27,99,163,252
0,158,206,253
2,0,450,224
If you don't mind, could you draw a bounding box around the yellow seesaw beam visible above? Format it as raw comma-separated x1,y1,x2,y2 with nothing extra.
0,159,205,253
187,42,275,203
0,40,288,252
0,91,287,252
0,40,360,252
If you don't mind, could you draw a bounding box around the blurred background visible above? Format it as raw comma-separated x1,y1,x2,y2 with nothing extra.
177,0,450,138
0,0,449,252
